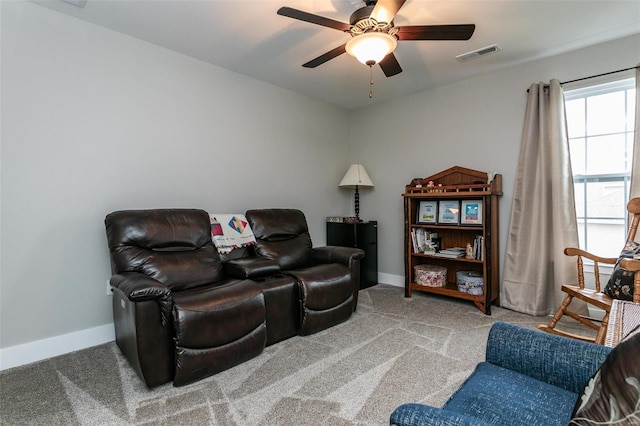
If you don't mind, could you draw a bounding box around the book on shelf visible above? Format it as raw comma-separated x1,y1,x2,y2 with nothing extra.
415,228,427,250
472,235,484,260
411,228,440,254
410,230,418,253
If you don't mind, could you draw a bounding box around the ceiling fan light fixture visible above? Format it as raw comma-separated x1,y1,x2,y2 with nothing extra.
345,32,397,66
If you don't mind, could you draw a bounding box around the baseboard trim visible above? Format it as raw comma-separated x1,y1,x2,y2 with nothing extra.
378,272,404,288
0,324,115,371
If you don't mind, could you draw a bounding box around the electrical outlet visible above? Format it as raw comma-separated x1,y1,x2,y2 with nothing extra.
106,280,113,295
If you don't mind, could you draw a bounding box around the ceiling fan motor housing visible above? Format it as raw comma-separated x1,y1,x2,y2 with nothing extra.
350,6,376,26
349,5,398,39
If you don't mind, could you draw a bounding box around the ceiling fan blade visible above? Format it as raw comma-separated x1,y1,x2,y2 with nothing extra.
370,0,406,24
302,44,347,68
397,24,476,41
277,7,351,32
379,53,403,77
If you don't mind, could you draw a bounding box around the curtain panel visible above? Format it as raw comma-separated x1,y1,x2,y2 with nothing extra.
629,68,640,237
502,80,583,316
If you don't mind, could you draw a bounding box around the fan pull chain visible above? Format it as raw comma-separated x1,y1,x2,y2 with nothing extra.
369,65,374,98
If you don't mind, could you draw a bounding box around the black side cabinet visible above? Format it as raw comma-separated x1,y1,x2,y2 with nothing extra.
327,221,378,289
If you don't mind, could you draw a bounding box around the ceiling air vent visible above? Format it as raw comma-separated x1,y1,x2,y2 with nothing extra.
456,44,501,63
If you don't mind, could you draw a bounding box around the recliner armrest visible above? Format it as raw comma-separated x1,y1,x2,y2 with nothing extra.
222,257,281,279
111,272,169,300
312,246,365,266
110,272,173,326
485,322,611,393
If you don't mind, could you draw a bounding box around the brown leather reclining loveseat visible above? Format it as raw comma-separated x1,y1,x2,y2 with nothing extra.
105,208,364,387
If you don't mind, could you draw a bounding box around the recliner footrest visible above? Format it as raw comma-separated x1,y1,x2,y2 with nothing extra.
287,264,353,335
172,279,266,386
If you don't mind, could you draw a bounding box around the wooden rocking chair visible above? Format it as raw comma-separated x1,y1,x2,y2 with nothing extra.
537,197,640,345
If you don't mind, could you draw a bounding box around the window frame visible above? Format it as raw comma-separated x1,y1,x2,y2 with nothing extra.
564,76,635,257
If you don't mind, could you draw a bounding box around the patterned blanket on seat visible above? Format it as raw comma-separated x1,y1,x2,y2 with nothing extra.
209,214,256,254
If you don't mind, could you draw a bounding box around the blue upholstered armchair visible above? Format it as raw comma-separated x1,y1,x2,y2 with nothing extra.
390,322,614,426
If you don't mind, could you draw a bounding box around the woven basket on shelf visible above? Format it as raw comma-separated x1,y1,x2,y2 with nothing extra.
414,265,447,287
456,271,484,295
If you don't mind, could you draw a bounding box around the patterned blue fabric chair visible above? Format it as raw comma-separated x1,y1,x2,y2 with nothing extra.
390,322,612,426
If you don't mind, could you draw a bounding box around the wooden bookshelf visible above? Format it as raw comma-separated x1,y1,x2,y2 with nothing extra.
402,166,502,314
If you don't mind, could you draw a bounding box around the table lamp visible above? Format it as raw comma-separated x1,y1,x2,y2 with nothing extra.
339,164,374,222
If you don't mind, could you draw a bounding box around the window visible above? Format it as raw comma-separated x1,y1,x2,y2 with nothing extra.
564,77,635,257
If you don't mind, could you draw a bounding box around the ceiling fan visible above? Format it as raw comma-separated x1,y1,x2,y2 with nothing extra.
277,0,476,77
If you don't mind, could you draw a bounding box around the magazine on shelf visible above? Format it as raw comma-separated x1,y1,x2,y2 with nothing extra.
436,247,466,257
433,251,464,258
439,247,466,254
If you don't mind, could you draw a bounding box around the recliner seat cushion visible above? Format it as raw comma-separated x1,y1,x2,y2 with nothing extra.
172,279,266,386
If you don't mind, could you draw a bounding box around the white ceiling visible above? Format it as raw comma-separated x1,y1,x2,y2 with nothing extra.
34,0,640,110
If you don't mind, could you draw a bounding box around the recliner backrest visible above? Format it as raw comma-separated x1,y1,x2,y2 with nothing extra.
246,209,313,270
105,209,224,291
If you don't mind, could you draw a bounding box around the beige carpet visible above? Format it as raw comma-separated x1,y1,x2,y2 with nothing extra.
0,284,593,425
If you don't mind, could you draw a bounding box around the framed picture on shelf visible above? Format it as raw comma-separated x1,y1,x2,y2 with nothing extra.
438,200,460,225
461,200,483,225
416,201,438,224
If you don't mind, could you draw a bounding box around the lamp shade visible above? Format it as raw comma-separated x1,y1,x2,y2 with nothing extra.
345,32,397,65
339,164,374,189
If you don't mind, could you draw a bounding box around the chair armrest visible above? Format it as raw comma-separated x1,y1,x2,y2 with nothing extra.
564,247,617,264
390,403,493,426
485,322,611,393
564,247,618,291
110,272,173,326
312,246,365,266
222,257,281,279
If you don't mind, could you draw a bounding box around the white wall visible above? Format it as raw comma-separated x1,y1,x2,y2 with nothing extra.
2,0,638,368
0,2,351,358
349,34,640,290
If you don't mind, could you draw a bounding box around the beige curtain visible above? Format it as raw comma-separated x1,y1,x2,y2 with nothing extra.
502,80,583,316
629,68,640,215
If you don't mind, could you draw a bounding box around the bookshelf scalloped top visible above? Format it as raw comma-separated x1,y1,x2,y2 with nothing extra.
403,166,502,197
